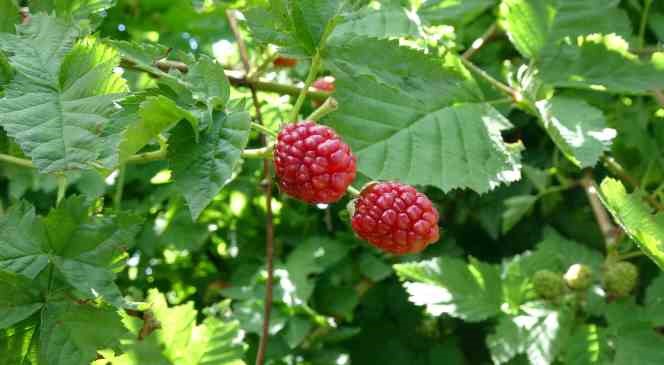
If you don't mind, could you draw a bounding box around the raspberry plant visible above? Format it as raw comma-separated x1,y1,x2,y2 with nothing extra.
1,1,664,365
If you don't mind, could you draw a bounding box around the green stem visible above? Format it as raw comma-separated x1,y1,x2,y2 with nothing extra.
125,149,167,165
251,122,278,137
56,174,67,206
347,185,360,197
289,50,322,123
0,153,34,168
307,97,338,122
616,250,646,261
242,145,274,159
460,57,521,101
537,183,576,198
114,165,126,210
639,0,653,48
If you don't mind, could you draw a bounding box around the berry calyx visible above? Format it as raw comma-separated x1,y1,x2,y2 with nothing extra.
564,264,593,290
273,56,298,68
604,261,638,298
532,270,565,300
274,121,356,204
350,182,440,255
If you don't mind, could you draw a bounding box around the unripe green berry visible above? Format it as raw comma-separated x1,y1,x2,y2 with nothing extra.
604,262,638,297
532,270,566,300
564,264,592,290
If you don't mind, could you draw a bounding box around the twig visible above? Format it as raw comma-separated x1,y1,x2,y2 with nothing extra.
225,10,275,365
462,23,498,60
580,172,620,250
121,58,331,101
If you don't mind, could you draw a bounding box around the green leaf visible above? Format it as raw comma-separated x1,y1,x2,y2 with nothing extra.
285,236,351,302
0,202,50,279
538,34,664,94
186,57,230,109
168,110,251,219
29,0,117,22
486,303,572,365
502,195,537,234
330,5,420,41
499,0,631,58
394,257,502,321
599,178,664,269
325,38,521,193
534,96,616,167
0,0,20,33
284,316,313,349
610,321,664,365
645,274,664,326
107,39,170,77
563,325,609,365
39,302,127,365
0,17,127,172
111,290,246,365
0,318,39,365
119,95,197,163
0,197,141,307
247,0,346,56
419,0,495,27
0,271,43,330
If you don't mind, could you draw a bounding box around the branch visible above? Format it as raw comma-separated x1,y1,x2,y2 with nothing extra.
120,58,331,101
580,172,620,250
225,10,275,365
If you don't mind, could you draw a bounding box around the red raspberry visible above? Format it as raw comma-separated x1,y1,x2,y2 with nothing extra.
273,56,298,68
351,182,440,255
274,121,356,204
311,77,335,108
312,76,335,92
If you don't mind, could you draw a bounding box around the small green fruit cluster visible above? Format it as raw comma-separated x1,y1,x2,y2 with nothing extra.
603,262,638,298
532,270,566,300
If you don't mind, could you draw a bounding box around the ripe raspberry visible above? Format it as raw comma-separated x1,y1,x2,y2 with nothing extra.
532,270,565,300
563,263,592,290
273,56,298,68
350,182,440,255
604,261,638,298
274,121,356,204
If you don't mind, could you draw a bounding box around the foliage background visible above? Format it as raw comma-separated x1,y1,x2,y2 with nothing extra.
1,0,664,364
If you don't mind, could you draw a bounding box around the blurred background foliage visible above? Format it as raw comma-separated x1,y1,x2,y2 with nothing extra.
2,0,664,364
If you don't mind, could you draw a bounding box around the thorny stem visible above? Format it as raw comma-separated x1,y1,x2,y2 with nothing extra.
289,50,323,123
307,97,338,122
225,10,274,365
462,23,498,60
580,173,620,252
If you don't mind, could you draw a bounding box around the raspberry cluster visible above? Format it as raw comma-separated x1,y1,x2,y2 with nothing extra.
350,182,440,254
274,121,356,204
